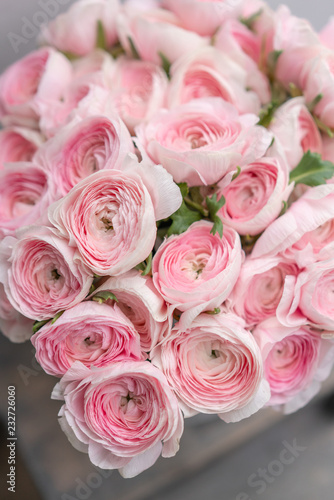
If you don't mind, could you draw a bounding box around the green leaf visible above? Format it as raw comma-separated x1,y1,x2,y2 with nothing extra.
266,50,283,82
60,51,78,61
314,116,334,138
92,291,118,304
32,319,50,334
307,93,323,113
232,166,241,181
206,194,225,238
177,182,189,198
279,201,288,217
188,186,204,205
135,253,153,275
258,100,280,128
211,216,224,238
51,310,65,325
240,9,263,30
205,308,221,315
96,20,107,50
289,82,303,98
141,253,153,276
290,151,334,187
206,193,225,217
109,42,126,59
167,202,201,236
159,51,171,79
128,36,140,60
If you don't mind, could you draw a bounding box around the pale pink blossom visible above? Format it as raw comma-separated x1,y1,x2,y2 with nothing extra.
319,17,334,50
151,312,270,422
167,47,263,114
252,184,334,259
52,360,184,477
48,155,182,276
0,127,43,170
40,0,120,56
152,221,243,328
214,19,270,104
163,0,244,37
32,301,142,377
91,270,169,352
109,58,169,134
254,317,334,413
116,7,208,65
0,283,33,343
0,163,53,239
136,98,273,186
231,255,300,328
0,48,72,128
217,156,293,235
35,115,134,197
269,97,322,169
0,228,93,321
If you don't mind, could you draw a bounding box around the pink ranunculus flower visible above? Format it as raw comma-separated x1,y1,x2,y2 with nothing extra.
214,19,270,105
162,0,244,37
48,154,182,276
252,184,334,259
72,49,115,80
319,17,334,50
273,5,320,52
0,283,34,343
254,317,334,413
273,6,321,93
231,255,300,329
0,162,53,239
39,0,120,56
35,115,134,197
151,312,270,422
215,17,263,64
297,259,334,331
302,50,334,129
109,58,169,134
323,136,334,164
116,7,208,66
167,47,262,115
136,98,273,186
0,228,94,321
39,52,115,137
152,220,243,328
269,97,322,170
0,127,43,170
40,83,110,139
0,48,72,128
241,0,276,59
31,301,142,378
91,270,169,353
217,155,293,236
52,360,184,477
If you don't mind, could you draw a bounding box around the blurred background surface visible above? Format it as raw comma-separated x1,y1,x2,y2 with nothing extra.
1,1,334,499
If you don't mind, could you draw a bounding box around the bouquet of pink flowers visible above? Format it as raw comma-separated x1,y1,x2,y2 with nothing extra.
1,0,334,478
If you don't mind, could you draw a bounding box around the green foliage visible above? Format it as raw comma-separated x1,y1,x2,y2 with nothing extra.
96,20,107,50
159,52,171,79
167,202,202,236
290,151,334,187
128,36,140,59
240,9,263,30
92,291,118,304
206,194,225,238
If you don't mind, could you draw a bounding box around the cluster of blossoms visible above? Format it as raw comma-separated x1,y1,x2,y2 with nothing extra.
1,0,334,478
